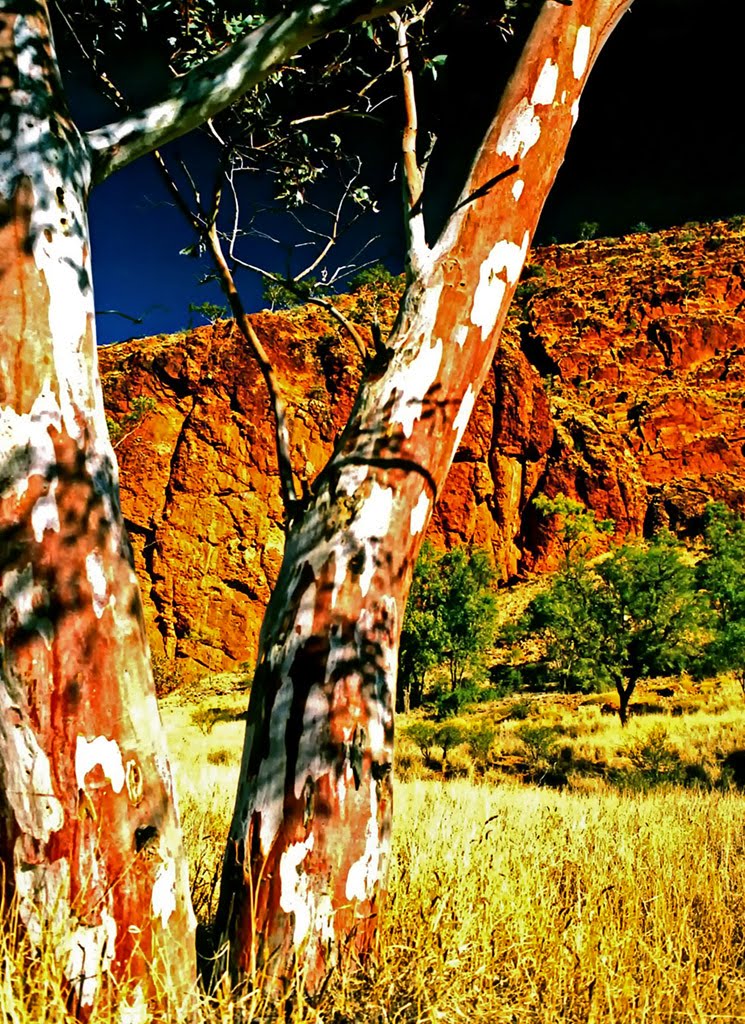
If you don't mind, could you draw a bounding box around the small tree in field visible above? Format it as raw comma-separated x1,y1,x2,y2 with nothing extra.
510,495,615,693
514,528,709,724
398,542,447,712
438,546,499,690
398,542,498,710
697,503,745,694
597,535,709,724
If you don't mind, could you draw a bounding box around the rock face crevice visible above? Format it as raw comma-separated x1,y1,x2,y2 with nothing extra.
99,221,745,672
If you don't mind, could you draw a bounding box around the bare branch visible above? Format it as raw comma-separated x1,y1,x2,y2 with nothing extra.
206,223,299,513
390,10,427,268
86,0,408,186
151,152,298,515
307,298,369,359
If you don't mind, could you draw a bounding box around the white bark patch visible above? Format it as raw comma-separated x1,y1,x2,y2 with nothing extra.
337,771,348,813
573,25,592,79
293,581,316,640
75,735,125,793
0,392,58,503
470,231,530,341
151,857,177,928
119,984,148,1024
531,59,559,106
351,482,395,597
352,482,395,545
367,718,386,760
496,96,541,160
511,179,525,202
1,564,51,646
410,492,430,536
571,99,580,126
0,692,63,842
14,852,70,947
31,479,60,542
314,892,335,946
254,670,294,854
381,337,444,439
453,384,477,452
452,324,469,348
345,782,380,902
279,834,315,947
336,463,369,497
294,682,331,800
63,911,117,1008
85,551,109,619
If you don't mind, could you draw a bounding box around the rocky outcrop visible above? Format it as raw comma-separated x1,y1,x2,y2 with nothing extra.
99,219,745,672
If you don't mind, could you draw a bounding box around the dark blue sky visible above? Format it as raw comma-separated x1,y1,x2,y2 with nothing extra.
72,0,745,347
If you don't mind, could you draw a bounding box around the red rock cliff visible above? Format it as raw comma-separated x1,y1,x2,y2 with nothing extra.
99,219,745,672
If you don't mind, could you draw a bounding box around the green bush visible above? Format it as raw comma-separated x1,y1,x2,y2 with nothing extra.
516,724,560,768
399,542,498,711
507,497,710,724
578,220,600,241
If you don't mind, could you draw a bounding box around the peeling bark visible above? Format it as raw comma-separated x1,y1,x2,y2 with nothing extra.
0,3,195,1015
216,0,634,993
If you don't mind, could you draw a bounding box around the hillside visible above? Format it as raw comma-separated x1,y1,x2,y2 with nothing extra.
99,218,745,672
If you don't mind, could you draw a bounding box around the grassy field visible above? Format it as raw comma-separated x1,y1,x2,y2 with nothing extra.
6,676,745,1022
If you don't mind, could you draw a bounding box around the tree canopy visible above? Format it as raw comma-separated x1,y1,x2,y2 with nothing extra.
510,499,708,723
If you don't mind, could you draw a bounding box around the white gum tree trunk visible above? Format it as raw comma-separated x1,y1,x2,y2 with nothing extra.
0,3,196,1016
216,0,634,992
0,0,411,1013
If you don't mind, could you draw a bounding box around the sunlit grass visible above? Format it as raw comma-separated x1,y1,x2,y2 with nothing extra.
6,676,745,1022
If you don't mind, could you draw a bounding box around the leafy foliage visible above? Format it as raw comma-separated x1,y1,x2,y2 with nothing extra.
189,301,228,324
697,503,745,692
509,497,709,724
398,542,498,711
533,493,614,566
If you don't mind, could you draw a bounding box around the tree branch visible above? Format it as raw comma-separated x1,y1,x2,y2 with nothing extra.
390,10,427,269
206,221,300,514
86,0,407,186
152,151,299,516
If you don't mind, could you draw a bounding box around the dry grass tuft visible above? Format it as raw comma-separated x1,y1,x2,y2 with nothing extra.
6,678,745,1022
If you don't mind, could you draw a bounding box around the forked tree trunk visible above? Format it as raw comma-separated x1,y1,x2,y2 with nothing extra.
216,0,633,991
0,4,195,1015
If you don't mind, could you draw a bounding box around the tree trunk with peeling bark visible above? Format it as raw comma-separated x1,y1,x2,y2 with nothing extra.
0,0,407,1014
216,0,633,993
0,5,196,1017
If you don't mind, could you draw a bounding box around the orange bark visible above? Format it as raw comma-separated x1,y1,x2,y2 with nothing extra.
217,0,634,993
0,4,195,1016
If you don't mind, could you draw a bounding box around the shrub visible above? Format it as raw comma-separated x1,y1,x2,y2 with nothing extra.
152,654,185,698
507,698,532,721
399,542,499,711
623,726,684,788
516,724,560,768
578,220,600,241
207,748,232,766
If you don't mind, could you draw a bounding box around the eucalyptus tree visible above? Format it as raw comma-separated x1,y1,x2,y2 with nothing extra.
3,0,636,1010
0,0,407,1014
204,0,635,993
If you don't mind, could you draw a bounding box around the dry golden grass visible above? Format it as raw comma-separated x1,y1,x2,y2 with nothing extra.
6,678,745,1022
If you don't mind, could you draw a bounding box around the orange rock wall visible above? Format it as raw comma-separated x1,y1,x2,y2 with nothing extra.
99,221,745,672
